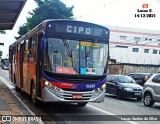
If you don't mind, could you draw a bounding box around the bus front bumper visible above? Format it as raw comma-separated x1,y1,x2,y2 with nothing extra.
42,87,105,103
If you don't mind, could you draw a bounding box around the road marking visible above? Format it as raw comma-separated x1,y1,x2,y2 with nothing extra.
87,104,139,124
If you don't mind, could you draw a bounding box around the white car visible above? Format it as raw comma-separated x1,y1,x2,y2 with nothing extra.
143,73,160,107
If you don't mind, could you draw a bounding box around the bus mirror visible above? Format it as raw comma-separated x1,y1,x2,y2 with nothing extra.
40,38,46,51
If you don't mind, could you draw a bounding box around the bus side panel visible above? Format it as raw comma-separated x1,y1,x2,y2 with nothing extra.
23,63,36,94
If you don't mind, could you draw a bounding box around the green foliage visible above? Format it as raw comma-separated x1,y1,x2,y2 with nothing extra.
0,50,2,59
15,0,74,39
0,30,6,34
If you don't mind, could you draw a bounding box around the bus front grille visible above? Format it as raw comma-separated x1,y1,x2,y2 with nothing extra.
58,90,94,100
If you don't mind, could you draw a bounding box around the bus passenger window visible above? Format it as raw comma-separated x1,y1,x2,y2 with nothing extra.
28,35,37,62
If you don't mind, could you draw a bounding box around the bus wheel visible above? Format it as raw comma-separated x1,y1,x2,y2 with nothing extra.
15,86,20,92
77,102,88,107
31,85,39,106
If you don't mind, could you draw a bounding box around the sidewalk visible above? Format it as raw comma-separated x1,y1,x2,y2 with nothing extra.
0,80,37,124
0,80,26,123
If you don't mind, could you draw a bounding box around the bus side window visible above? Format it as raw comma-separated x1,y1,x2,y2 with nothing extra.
13,46,16,63
28,35,37,62
24,40,29,62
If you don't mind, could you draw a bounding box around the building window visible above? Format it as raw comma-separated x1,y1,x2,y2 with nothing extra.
157,39,160,41
159,50,160,54
134,37,141,41
116,45,128,48
120,36,127,40
145,38,148,41
132,48,139,52
149,38,152,41
144,49,149,53
153,50,157,54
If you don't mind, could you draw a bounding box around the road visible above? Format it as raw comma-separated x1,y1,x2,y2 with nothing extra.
0,68,160,124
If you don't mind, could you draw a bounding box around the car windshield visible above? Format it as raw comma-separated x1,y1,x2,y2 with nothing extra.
44,38,109,75
1,59,9,64
117,76,135,83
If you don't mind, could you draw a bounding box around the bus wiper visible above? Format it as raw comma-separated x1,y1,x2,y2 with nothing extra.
63,38,73,67
63,39,72,57
86,39,97,57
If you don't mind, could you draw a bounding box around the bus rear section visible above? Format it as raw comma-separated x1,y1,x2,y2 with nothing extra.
9,20,110,106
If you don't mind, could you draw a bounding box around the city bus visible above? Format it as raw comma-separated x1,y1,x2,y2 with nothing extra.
1,59,9,70
9,20,110,106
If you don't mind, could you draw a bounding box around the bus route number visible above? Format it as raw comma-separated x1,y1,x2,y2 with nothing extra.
86,84,95,89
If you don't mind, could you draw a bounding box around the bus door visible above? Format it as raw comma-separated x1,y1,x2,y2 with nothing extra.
20,43,24,89
9,48,13,81
36,35,43,98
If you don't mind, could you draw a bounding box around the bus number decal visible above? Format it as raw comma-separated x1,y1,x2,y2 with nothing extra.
86,84,95,89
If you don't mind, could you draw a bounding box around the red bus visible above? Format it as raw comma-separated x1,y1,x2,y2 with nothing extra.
9,20,110,106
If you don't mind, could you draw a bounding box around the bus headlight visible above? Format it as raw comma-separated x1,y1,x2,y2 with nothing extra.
94,84,106,93
101,84,106,89
46,82,62,93
45,81,50,86
47,83,56,90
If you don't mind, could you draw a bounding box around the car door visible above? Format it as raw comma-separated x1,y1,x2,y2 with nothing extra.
106,75,112,93
107,76,117,95
152,75,160,101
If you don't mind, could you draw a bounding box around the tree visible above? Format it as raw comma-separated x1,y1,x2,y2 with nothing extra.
0,50,2,59
0,30,6,34
16,0,74,39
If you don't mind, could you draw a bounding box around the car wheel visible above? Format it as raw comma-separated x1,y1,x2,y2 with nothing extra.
143,92,154,107
117,91,123,100
77,102,88,107
137,98,142,101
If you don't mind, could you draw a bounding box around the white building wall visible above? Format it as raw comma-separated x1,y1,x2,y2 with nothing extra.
107,26,160,65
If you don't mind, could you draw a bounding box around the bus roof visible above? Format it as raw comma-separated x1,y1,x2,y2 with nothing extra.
10,19,110,47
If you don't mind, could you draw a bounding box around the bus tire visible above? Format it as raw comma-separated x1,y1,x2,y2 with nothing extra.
15,86,20,92
31,84,39,106
77,102,88,107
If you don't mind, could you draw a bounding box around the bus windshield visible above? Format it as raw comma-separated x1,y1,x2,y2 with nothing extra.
44,38,108,75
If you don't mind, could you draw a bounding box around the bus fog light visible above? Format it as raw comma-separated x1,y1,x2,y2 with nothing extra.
48,84,55,90
55,88,60,92
95,89,99,93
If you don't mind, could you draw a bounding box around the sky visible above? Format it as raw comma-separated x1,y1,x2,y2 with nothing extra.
0,0,160,58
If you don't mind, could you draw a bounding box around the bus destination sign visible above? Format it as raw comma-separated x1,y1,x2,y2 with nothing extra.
46,22,109,39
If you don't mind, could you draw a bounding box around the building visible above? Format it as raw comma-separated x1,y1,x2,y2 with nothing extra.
108,26,160,65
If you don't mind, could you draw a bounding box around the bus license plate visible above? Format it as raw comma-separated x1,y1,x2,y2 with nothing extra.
135,93,141,95
72,94,83,99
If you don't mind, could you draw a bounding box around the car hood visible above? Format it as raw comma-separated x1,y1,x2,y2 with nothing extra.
121,83,143,89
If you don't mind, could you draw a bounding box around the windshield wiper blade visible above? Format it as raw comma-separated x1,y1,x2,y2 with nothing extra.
86,39,97,57
63,38,73,67
63,38,72,57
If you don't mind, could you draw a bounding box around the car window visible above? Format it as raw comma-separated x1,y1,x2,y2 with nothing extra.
107,75,112,81
128,74,132,77
148,74,152,78
152,75,160,83
133,74,139,79
110,76,116,82
116,76,135,83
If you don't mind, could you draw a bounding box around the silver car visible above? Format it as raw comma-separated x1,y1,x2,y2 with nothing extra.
143,73,160,107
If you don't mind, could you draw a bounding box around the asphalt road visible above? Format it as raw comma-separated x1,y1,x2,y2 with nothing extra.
0,68,160,124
